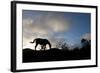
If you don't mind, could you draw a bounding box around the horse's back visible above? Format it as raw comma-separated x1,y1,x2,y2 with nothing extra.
35,38,49,45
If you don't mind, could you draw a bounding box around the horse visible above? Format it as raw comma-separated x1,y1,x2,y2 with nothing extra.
30,38,51,50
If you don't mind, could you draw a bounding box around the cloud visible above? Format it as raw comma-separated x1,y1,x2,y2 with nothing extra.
22,11,71,48
81,33,91,41
44,13,70,32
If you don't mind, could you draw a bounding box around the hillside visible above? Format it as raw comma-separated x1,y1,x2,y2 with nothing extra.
23,47,90,63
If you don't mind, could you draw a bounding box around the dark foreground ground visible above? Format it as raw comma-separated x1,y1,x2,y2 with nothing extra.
23,47,91,63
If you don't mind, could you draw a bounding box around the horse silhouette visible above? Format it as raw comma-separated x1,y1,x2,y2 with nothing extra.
30,38,51,50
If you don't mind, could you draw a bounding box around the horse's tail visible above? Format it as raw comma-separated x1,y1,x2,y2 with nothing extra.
30,39,36,43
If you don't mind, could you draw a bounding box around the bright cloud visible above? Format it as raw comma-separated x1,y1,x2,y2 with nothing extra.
81,33,91,41
22,11,71,48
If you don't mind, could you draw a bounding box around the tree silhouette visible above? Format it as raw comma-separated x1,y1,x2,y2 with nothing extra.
56,40,69,50
81,38,90,48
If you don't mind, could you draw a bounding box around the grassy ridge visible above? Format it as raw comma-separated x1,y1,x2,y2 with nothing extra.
23,46,90,63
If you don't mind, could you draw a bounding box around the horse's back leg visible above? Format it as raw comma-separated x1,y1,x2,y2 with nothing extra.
43,45,46,50
40,45,43,50
35,44,38,51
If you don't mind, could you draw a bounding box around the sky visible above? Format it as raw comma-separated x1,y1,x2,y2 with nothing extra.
22,10,91,50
